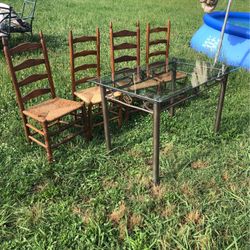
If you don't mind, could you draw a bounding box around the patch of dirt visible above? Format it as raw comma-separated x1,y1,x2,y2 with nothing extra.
109,202,127,224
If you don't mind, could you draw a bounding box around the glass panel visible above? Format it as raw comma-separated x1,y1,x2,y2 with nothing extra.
91,58,238,103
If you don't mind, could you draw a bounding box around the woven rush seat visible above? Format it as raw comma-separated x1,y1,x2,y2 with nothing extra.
155,71,187,82
74,86,121,105
129,78,159,91
23,97,83,122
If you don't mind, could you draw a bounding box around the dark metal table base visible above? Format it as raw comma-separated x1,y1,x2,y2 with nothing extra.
100,74,228,185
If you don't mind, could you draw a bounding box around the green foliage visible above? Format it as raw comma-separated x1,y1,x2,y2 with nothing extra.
0,0,249,249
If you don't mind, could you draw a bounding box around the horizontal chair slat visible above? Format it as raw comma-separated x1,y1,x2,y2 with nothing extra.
113,30,137,37
150,27,168,33
75,76,95,85
149,51,166,58
114,55,137,63
148,61,165,68
22,88,51,103
149,39,167,46
49,119,80,137
73,36,96,43
9,42,42,55
114,43,137,50
18,73,48,87
14,59,45,71
74,64,97,72
74,50,97,58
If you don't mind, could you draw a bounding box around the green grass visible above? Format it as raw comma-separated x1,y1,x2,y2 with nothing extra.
0,0,249,249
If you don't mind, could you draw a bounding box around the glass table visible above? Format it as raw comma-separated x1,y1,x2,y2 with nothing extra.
91,58,238,185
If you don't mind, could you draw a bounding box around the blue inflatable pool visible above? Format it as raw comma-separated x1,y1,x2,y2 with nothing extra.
191,12,250,70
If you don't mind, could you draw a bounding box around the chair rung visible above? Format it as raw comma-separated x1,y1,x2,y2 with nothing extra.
28,135,46,148
59,119,84,128
92,116,118,128
48,120,82,137
26,123,44,135
51,130,83,149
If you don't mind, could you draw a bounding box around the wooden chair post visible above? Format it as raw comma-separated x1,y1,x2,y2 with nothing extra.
2,37,31,141
42,121,52,162
166,20,171,71
96,27,101,80
146,23,150,77
69,30,76,99
39,31,56,98
109,22,115,82
136,20,140,79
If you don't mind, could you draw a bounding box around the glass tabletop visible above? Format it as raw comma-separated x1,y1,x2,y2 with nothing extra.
91,58,238,103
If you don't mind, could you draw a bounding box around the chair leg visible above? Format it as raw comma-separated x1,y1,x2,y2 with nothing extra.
125,107,130,122
22,114,31,143
42,122,53,162
117,101,123,128
87,104,93,140
81,105,87,138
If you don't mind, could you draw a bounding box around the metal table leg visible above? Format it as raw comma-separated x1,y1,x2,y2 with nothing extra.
153,102,160,185
215,74,228,133
100,86,111,151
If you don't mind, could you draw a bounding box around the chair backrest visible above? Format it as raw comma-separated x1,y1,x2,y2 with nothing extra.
69,28,100,95
0,5,11,37
146,21,171,75
2,31,56,112
109,22,140,81
20,0,37,21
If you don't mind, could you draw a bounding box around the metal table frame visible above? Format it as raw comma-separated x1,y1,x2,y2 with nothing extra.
98,61,230,185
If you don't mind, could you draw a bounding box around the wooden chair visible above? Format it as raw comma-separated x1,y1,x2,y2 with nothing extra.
146,21,187,116
110,21,141,82
69,28,122,139
146,21,186,82
2,31,85,162
110,22,162,119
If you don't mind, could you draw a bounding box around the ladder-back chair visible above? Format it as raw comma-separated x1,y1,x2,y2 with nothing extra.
69,28,122,139
109,21,141,82
2,32,85,162
146,21,187,116
110,22,161,119
146,21,186,82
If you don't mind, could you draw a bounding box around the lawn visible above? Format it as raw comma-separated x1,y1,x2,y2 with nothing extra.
0,0,249,249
